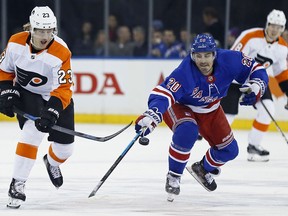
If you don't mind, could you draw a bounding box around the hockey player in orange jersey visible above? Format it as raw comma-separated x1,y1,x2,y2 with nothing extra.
0,6,74,208
221,9,288,162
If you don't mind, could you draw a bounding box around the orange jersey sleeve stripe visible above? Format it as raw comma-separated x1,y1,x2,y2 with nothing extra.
9,32,29,45
47,40,71,64
1,32,28,82
48,40,73,109
0,70,15,81
50,85,73,109
275,69,288,83
232,29,264,51
278,36,288,47
49,145,66,163
16,142,38,160
252,120,270,132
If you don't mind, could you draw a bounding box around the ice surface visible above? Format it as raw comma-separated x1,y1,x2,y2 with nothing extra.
0,122,288,216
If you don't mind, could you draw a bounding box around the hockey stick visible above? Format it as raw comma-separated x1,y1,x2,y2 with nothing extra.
88,132,141,198
260,100,288,144
13,107,132,142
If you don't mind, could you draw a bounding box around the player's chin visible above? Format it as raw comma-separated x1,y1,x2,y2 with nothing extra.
269,33,279,40
199,68,211,75
33,42,46,50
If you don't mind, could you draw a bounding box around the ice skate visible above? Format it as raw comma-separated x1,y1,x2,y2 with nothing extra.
7,178,26,209
43,154,63,188
247,144,269,162
165,172,181,202
186,161,217,192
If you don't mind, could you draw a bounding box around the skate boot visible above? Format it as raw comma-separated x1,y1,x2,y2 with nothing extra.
7,178,26,209
186,161,217,192
43,154,63,188
165,172,181,202
210,167,221,176
247,144,269,162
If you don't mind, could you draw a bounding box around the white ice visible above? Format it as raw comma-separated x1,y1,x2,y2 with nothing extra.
0,121,288,216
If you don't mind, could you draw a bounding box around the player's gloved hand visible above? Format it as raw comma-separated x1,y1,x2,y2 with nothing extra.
35,108,59,132
239,82,261,106
0,84,20,117
135,108,162,137
35,96,62,133
285,98,288,110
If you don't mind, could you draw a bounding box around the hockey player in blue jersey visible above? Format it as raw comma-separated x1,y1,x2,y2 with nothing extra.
135,33,268,201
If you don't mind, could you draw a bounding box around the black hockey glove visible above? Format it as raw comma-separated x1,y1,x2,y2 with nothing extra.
0,82,20,117
35,96,62,133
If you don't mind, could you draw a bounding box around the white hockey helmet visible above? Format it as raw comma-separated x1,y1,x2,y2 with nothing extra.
29,6,57,31
266,9,286,32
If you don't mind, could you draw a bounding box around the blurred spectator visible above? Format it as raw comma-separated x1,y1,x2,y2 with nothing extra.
109,26,134,57
152,20,164,32
282,29,288,64
282,29,288,43
150,30,164,57
154,29,187,58
179,28,194,51
72,21,94,56
202,7,225,47
132,26,148,57
94,30,105,56
226,27,240,49
108,15,119,42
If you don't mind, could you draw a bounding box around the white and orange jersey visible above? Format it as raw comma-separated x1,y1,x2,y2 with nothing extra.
231,27,288,84
0,31,73,109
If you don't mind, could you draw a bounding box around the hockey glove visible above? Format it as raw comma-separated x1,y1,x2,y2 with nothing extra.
239,82,261,106
35,96,62,133
0,83,20,117
135,108,162,137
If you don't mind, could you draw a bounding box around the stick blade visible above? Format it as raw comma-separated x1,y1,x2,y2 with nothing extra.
88,181,103,198
88,191,96,198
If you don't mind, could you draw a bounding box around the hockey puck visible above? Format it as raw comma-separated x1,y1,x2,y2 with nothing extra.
139,137,149,145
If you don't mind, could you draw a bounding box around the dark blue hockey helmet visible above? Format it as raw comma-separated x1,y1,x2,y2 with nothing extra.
191,33,216,53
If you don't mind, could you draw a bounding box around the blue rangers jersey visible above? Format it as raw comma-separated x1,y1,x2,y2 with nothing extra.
148,49,268,114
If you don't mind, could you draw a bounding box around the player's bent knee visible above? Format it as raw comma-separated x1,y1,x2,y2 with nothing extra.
52,142,75,159
172,121,198,149
225,140,239,161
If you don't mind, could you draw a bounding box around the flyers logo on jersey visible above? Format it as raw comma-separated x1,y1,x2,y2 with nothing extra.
16,66,48,87
255,53,273,69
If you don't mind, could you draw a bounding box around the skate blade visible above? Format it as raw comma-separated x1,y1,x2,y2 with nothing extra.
185,166,213,192
247,154,269,162
167,193,175,202
7,197,23,209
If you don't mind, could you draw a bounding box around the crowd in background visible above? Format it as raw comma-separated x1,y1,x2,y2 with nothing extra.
70,7,227,58
69,6,288,58
3,4,288,58
70,14,189,58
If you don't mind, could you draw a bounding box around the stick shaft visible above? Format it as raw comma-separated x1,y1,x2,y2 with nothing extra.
13,107,132,142
260,100,288,144
88,133,141,197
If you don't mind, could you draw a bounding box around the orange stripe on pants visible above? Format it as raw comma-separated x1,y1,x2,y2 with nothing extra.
49,145,66,163
16,142,38,159
252,120,270,132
